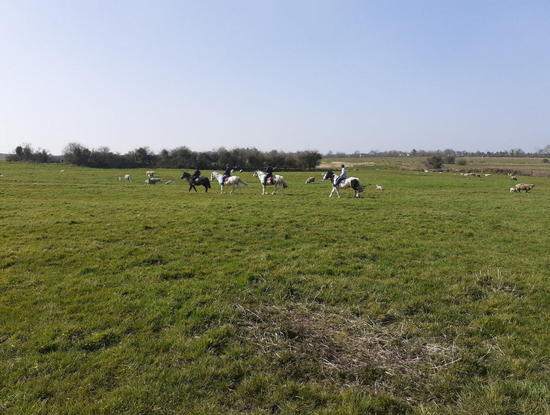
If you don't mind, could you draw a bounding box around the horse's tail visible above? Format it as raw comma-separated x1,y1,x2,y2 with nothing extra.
239,178,249,186
282,179,289,189
351,179,363,193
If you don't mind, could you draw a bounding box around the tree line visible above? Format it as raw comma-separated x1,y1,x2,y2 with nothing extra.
326,146,550,159
5,143,323,171
6,142,550,169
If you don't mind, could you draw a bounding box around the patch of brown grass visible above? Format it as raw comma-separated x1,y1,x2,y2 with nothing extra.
236,303,459,386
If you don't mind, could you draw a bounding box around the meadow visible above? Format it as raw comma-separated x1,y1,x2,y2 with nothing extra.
1,160,550,414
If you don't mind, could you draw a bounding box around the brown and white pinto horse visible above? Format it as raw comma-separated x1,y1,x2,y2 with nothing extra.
252,170,289,195
323,170,363,198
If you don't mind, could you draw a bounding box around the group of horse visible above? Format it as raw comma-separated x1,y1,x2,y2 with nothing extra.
179,169,364,198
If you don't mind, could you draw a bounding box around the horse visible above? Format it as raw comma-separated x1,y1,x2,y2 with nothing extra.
210,171,249,194
323,170,363,198
252,170,289,195
180,171,211,192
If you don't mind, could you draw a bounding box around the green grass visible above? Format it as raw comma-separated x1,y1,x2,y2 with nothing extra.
1,160,550,414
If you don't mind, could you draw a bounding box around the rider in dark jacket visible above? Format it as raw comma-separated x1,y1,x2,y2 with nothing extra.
221,165,231,183
264,164,274,185
191,167,201,184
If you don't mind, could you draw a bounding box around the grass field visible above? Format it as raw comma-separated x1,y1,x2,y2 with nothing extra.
1,160,550,414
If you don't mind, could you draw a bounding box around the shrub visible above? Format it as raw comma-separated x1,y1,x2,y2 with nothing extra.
424,156,443,170
457,159,468,166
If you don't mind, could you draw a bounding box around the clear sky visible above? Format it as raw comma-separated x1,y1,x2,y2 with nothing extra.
1,1,549,155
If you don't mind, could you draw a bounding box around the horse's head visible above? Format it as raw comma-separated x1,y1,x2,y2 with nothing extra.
323,170,333,181
180,172,189,180
252,171,259,178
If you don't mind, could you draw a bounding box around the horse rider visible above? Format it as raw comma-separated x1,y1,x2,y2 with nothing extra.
221,164,232,183
191,167,201,184
333,164,347,188
263,164,274,185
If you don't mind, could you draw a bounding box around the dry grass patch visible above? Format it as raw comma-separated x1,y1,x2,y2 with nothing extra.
236,303,460,386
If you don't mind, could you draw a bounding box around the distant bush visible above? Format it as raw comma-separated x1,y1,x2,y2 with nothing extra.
543,159,549,164
443,155,455,164
6,144,52,163
457,159,467,166
424,156,443,170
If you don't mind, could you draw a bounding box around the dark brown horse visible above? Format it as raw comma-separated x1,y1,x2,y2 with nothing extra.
180,171,211,192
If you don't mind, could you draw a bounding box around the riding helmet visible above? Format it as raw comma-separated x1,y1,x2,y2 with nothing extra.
341,164,345,168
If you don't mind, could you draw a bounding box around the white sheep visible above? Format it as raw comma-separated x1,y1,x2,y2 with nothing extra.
375,184,383,190
305,177,315,184
509,187,517,192
165,180,171,185
124,175,132,181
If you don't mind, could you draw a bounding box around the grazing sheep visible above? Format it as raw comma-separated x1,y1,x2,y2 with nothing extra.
146,171,155,178
239,169,243,173
146,178,161,185
476,174,481,177
305,177,315,184
485,174,492,177
354,168,359,171
60,169,65,172
515,183,534,193
511,176,517,181
165,180,171,185
118,177,122,181
124,174,132,181
510,187,517,192
375,185,383,190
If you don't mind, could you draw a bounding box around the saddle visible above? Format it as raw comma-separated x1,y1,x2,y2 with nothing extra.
265,177,273,184
224,177,230,182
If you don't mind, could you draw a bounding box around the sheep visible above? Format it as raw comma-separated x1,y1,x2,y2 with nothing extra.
375,185,383,190
515,183,534,193
165,180,171,185
485,174,492,177
124,175,132,181
510,187,517,192
511,176,517,181
146,171,155,178
118,177,122,181
60,169,65,172
146,178,161,185
305,177,315,184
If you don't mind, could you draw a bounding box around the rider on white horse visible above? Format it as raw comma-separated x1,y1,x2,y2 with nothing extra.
333,164,347,187
221,165,231,183
263,164,274,185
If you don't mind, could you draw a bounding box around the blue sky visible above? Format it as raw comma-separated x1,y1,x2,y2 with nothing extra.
1,1,549,155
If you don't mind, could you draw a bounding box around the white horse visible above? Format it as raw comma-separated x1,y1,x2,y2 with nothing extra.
210,171,249,194
252,170,289,195
323,170,363,198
